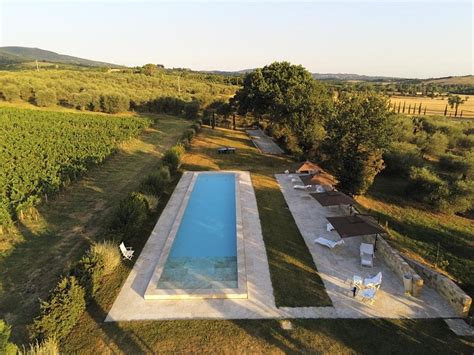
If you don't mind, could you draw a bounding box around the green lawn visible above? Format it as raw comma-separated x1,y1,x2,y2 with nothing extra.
0,114,190,343
357,175,474,313
60,126,473,354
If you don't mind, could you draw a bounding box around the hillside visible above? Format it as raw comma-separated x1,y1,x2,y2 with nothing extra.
425,75,474,86
0,46,122,68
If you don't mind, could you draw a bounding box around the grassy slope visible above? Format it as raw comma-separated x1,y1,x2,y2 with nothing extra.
61,126,473,354
0,113,190,342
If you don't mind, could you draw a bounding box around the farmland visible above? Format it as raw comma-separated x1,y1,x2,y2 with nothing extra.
0,107,150,228
390,95,474,118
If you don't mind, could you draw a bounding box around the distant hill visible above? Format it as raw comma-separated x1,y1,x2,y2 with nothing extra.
424,75,474,86
311,73,401,82
0,46,122,68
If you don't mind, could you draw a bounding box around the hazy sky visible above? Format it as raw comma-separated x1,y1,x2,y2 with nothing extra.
1,1,472,78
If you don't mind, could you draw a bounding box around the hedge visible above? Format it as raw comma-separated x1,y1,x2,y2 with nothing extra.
109,192,150,241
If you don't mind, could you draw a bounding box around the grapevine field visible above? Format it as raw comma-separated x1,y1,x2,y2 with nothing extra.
0,107,150,227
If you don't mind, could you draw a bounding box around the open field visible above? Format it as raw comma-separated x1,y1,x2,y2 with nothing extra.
357,175,474,314
0,113,190,342
389,95,474,118
59,126,473,353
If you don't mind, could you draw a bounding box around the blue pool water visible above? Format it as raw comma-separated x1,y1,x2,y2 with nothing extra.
157,173,238,289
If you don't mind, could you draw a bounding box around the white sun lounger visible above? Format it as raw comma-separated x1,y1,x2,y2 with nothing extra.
360,243,374,267
364,272,382,289
119,242,134,260
293,185,312,190
314,237,344,249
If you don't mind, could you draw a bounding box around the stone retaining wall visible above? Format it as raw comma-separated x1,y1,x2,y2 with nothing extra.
403,257,472,317
377,236,424,291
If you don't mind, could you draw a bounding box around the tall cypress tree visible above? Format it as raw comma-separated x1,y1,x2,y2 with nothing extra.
444,104,448,116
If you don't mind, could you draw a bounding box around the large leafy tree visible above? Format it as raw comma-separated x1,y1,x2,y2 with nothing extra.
233,61,332,152
324,92,393,195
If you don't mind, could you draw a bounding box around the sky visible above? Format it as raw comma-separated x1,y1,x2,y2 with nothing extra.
1,0,472,78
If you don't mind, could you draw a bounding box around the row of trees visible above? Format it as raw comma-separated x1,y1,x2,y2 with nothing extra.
0,69,237,114
0,107,150,228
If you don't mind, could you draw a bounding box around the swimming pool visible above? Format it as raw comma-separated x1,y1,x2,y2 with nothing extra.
157,173,238,290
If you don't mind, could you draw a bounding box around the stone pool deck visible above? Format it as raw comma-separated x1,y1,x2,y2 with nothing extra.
106,171,280,320
275,174,458,319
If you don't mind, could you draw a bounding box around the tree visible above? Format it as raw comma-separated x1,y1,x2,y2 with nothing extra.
142,64,159,76
233,61,332,153
448,95,468,117
323,92,393,195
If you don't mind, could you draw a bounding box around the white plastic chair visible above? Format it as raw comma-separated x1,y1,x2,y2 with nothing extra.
360,243,374,267
326,223,335,232
119,242,134,260
360,287,378,304
364,272,382,289
314,237,344,249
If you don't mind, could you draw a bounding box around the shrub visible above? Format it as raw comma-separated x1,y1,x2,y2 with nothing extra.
139,166,171,197
383,142,424,176
184,101,200,120
73,240,121,298
32,276,86,341
109,192,149,240
101,93,130,113
457,135,474,149
406,167,449,209
71,92,92,110
438,153,473,179
35,89,57,107
447,178,474,214
419,132,449,156
162,145,184,173
1,85,20,102
0,320,18,355
20,337,59,355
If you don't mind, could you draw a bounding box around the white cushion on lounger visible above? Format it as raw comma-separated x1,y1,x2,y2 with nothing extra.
314,237,344,249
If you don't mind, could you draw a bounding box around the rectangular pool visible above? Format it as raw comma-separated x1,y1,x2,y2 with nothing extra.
157,173,238,290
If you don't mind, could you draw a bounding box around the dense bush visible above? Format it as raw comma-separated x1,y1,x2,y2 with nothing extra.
162,145,185,173
0,320,18,354
383,142,424,176
33,276,86,341
0,85,20,101
139,166,171,197
110,192,149,240
100,93,130,113
439,153,473,179
35,89,57,107
184,101,200,119
418,131,449,156
72,240,121,298
406,167,449,208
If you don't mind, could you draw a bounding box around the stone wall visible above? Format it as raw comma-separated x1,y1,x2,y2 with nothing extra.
403,257,472,317
377,236,424,291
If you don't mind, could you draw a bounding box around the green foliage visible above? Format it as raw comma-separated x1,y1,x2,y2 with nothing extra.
407,167,449,208
184,101,200,120
438,153,473,179
0,85,20,101
324,91,393,195
0,69,236,114
139,166,171,197
33,276,86,341
383,142,424,176
234,61,332,152
110,192,149,240
0,107,149,226
100,93,130,113
35,88,57,107
162,145,184,173
72,240,121,298
0,320,18,354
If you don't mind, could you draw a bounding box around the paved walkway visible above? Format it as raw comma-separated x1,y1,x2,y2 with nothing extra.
444,319,474,336
275,174,458,319
246,129,284,155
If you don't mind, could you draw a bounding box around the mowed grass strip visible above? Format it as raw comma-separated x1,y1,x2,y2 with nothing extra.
0,113,190,342
180,126,331,306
